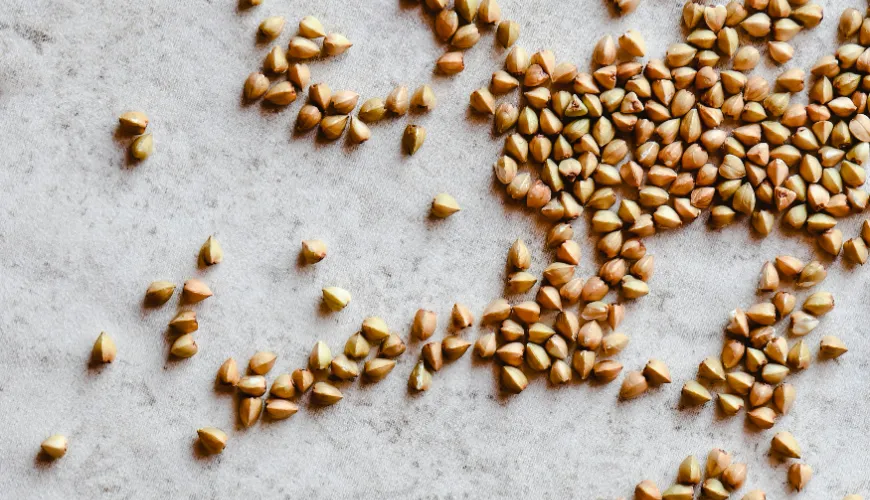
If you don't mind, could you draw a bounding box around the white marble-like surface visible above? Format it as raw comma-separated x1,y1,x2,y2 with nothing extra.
1,0,869,497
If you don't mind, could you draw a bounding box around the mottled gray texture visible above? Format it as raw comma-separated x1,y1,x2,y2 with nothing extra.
2,0,870,498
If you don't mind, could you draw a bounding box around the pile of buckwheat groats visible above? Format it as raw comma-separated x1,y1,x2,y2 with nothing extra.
36,0,870,498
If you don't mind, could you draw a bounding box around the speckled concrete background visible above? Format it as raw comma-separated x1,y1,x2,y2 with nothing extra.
2,0,870,498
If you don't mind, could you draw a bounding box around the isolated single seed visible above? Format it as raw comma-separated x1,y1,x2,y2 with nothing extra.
819,335,848,358
296,105,322,131
330,354,360,380
323,33,352,56
469,88,496,114
451,303,474,328
477,0,501,23
702,479,729,500
270,373,296,399
431,193,460,218
239,397,262,428
182,279,213,303
508,239,531,270
403,125,426,155
292,369,314,393
249,351,277,375
330,90,359,115
344,332,370,359
771,431,801,458
265,399,299,419
130,133,154,160
298,16,325,38
309,341,333,371
118,111,149,134
40,434,68,459
593,35,617,66
496,20,519,48
803,291,834,315
197,427,227,454
322,287,351,311
171,334,198,358
788,463,812,491
422,341,444,372
774,385,795,414
411,309,437,340
311,382,343,405
747,406,776,429
320,115,348,140
619,30,646,58
218,358,240,386
258,16,285,39
287,36,320,59
300,239,327,264
481,299,511,324
409,361,432,391
89,331,116,364
474,332,497,359
379,333,406,358
363,358,396,381
287,63,310,89
682,380,711,404
635,480,661,500
662,484,693,500
238,375,267,396
436,51,465,74
619,371,648,399
244,72,269,100
501,365,528,393
677,455,701,484
385,85,410,116
264,46,288,74
593,360,623,382
704,449,731,479
411,85,436,110
145,280,175,305
169,310,198,333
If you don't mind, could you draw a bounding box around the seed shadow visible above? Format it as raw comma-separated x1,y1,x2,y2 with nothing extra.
192,439,218,460
259,98,295,116
315,300,336,318
34,451,57,468
294,250,311,271
213,376,236,395
465,106,493,127
742,410,770,435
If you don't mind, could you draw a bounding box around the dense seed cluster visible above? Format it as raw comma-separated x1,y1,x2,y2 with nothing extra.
43,1,869,497
413,0,517,74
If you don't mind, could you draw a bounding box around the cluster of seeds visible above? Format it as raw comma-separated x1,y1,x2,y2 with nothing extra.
39,2,870,496
408,305,473,391
470,0,870,271
118,111,153,161
680,0,823,68
458,238,657,393
242,14,352,121
678,255,845,492
414,0,519,75
146,235,223,359
201,314,408,453
317,83,435,150
635,448,755,500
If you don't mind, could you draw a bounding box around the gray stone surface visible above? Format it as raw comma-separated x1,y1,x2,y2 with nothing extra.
2,0,870,498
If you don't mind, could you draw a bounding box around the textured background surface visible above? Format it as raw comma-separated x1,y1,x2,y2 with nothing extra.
2,0,870,498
